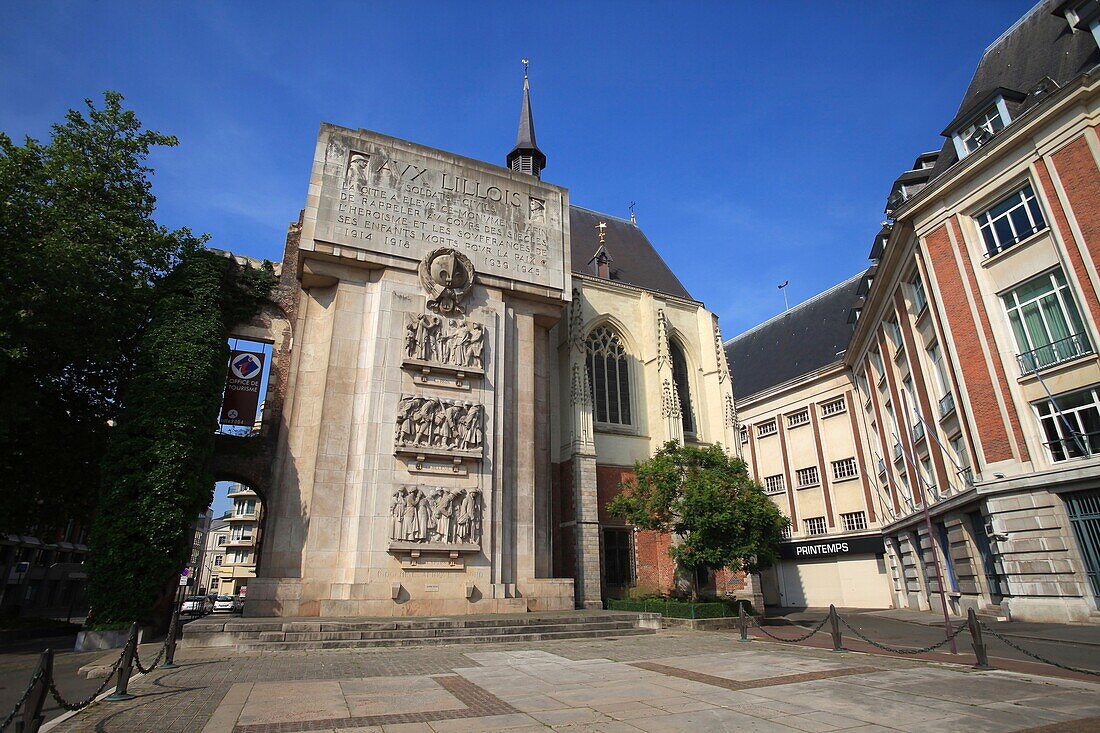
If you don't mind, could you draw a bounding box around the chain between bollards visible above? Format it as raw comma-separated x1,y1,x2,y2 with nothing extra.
105,623,139,702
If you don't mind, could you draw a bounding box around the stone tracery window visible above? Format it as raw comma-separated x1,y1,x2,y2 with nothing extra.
669,338,696,435
586,326,632,425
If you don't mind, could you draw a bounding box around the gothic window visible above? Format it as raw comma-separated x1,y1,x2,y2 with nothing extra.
669,339,696,435
586,326,632,425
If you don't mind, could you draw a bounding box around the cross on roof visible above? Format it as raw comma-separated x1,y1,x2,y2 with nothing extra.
596,221,607,243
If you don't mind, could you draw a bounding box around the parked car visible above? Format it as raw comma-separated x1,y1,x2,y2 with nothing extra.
212,595,243,614
181,596,213,617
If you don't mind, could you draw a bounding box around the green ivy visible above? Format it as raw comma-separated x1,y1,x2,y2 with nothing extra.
87,249,274,625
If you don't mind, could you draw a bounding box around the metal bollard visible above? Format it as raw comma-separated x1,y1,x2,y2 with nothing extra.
106,623,138,701
967,608,992,670
828,605,845,652
17,648,52,733
162,603,182,669
738,603,750,642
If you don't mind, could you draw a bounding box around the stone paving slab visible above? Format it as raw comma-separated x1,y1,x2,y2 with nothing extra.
34,629,1100,733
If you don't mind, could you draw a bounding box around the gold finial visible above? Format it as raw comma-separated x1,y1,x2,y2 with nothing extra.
596,221,607,244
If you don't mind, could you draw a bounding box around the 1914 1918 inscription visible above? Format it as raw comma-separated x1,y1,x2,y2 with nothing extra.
308,126,568,294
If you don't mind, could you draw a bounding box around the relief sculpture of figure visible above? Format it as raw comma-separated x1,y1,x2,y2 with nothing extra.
466,322,485,369
390,488,406,540
459,403,481,451
438,319,457,365
439,400,464,449
413,313,439,362
448,321,469,366
415,488,431,541
468,489,482,542
402,487,419,541
404,318,418,359
395,396,417,446
412,397,438,446
454,489,471,542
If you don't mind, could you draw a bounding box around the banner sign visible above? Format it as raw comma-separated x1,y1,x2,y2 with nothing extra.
220,350,265,427
777,534,885,560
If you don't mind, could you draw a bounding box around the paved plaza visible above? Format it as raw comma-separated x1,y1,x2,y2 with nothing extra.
37,629,1100,733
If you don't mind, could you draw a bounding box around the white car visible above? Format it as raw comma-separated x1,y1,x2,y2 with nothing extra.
181,596,212,617
212,595,243,613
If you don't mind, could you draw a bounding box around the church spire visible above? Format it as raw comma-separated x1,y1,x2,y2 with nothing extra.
506,58,547,178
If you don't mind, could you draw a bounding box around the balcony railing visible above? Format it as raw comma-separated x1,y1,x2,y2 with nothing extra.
957,466,974,488
1046,431,1100,463
938,391,955,418
1017,333,1093,375
912,422,925,442
877,457,887,475
893,442,904,461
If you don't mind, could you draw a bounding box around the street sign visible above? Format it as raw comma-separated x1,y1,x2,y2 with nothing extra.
221,350,265,426
179,576,189,586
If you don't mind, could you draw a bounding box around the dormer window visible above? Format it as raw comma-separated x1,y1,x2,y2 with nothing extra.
1055,1,1100,48
955,105,1007,157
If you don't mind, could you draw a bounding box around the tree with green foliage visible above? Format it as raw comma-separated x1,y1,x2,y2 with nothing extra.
0,92,200,532
607,441,789,598
87,249,274,625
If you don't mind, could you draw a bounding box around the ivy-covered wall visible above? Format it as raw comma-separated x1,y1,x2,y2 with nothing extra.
87,249,274,625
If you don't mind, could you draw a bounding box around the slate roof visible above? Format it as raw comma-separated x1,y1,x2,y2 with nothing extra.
568,206,693,300
929,0,1100,179
724,274,862,400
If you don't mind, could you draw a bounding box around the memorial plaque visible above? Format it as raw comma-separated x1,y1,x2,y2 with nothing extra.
305,125,569,296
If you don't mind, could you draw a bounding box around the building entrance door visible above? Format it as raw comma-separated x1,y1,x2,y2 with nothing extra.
1064,489,1100,602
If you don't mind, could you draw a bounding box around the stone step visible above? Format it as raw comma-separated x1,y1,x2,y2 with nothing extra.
234,626,656,652
270,620,639,642
214,612,640,634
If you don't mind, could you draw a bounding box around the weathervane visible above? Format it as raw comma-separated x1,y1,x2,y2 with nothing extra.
628,201,636,225
522,57,529,82
596,221,607,244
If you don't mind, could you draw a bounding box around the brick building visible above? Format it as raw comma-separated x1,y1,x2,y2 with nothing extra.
728,0,1100,622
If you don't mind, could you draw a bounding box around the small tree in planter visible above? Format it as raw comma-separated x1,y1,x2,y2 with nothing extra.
607,441,789,600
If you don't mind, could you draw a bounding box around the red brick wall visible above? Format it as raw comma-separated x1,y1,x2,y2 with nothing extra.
596,464,635,525
1040,137,1100,330
634,529,676,594
923,223,1018,464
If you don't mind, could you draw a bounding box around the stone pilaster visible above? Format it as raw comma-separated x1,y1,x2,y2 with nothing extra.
571,453,603,608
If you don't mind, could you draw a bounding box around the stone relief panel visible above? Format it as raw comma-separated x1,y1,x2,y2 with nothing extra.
389,486,482,546
395,395,484,454
404,313,485,370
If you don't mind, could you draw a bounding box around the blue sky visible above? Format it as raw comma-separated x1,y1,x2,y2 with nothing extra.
1,1,1036,336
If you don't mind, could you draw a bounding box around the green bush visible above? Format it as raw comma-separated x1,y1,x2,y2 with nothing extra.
607,596,754,619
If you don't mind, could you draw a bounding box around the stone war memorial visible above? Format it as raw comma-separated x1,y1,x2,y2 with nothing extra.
240,76,745,619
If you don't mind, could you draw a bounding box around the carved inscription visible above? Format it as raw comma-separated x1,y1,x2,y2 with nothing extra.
318,139,563,289
389,486,482,545
395,396,483,452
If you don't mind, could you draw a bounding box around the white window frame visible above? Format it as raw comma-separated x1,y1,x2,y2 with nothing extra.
764,474,786,495
841,511,867,531
910,273,928,314
952,102,1009,159
757,419,777,438
804,516,827,536
1002,268,1090,374
1034,386,1100,463
739,425,748,444
796,466,820,488
217,535,227,546
787,409,809,428
831,457,858,481
820,397,846,417
977,184,1046,257
586,326,634,427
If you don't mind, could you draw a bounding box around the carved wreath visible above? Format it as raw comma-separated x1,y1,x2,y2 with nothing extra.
419,247,475,315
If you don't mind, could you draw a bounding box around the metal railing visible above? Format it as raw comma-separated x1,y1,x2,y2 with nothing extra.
877,457,887,476
938,391,955,417
1045,431,1100,462
893,442,903,461
1,606,183,732
912,422,925,442
1017,333,1093,375
736,605,1100,677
